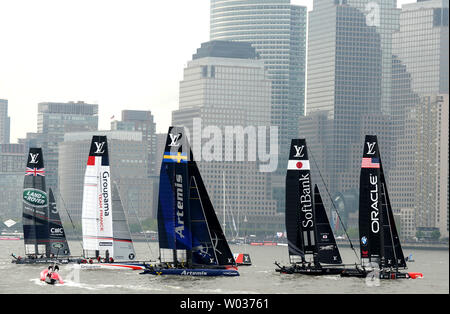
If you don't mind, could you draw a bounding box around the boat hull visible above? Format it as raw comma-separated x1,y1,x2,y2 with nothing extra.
275,264,345,276
140,268,240,277
11,257,84,265
340,268,423,280
76,262,148,270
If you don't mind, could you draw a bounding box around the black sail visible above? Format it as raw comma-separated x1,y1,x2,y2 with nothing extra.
188,155,236,266
359,136,382,265
22,148,49,256
313,185,342,264
48,188,71,256
285,139,316,263
359,135,406,268
380,163,406,268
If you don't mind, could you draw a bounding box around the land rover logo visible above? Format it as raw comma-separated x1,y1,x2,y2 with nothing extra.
52,243,64,249
23,189,48,207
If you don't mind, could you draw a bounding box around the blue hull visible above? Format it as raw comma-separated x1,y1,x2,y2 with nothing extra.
140,268,240,277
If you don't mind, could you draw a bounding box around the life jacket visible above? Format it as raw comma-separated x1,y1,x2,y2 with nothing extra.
40,269,49,281
51,272,64,284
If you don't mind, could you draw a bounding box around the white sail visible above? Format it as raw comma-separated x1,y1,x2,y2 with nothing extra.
81,136,114,258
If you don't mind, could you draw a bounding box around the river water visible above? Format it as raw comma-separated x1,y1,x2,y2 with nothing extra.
0,240,448,294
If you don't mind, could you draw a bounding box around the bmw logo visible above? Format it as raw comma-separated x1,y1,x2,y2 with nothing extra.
361,236,368,246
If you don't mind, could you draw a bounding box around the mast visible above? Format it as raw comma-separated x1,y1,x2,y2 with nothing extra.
237,175,240,238
223,171,226,236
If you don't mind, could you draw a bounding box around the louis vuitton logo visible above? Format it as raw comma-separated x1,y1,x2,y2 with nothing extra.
29,153,39,164
294,145,305,158
169,133,181,147
94,142,105,154
366,142,376,155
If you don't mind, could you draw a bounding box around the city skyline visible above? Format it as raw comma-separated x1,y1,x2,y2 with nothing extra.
0,0,416,143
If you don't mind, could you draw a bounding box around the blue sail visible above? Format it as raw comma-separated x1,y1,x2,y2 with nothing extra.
157,166,176,250
157,127,192,252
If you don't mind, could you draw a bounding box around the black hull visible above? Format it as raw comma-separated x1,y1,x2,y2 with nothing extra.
275,263,345,276
12,257,84,265
340,268,415,280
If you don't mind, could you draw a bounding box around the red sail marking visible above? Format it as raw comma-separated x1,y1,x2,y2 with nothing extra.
87,156,96,166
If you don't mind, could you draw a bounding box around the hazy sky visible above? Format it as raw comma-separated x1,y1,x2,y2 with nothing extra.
0,0,415,142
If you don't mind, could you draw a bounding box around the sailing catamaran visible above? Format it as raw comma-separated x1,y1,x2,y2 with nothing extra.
12,148,80,264
275,139,346,275
140,126,239,276
80,135,149,270
340,135,423,280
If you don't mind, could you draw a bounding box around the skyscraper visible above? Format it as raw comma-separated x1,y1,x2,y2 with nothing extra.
210,0,307,210
304,0,391,215
0,144,26,219
111,110,158,175
172,41,281,235
390,0,449,238
0,99,10,144
35,101,99,191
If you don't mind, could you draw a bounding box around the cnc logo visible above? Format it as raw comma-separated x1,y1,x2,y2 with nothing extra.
169,133,181,147
366,142,376,155
50,228,64,234
94,142,105,154
29,153,39,164
293,145,305,158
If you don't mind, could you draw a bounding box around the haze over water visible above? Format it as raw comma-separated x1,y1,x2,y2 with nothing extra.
0,241,448,294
